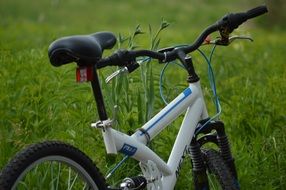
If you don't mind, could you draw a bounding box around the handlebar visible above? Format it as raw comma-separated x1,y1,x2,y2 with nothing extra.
246,5,268,20
97,5,268,69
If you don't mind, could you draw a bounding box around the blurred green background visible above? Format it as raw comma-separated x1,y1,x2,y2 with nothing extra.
0,0,285,189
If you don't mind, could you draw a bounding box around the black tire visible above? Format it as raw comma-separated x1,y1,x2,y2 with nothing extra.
203,149,239,190
0,141,107,190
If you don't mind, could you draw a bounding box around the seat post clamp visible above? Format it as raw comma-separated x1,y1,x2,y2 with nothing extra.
91,119,113,131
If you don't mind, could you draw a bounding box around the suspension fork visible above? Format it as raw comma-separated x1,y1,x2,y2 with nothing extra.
215,122,238,180
189,138,209,190
196,120,238,179
190,120,238,189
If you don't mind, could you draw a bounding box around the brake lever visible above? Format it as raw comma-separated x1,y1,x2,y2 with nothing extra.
105,58,148,84
229,35,253,43
206,35,253,46
105,67,128,84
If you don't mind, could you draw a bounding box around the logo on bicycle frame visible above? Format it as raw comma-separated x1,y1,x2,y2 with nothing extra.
119,143,138,156
176,145,190,178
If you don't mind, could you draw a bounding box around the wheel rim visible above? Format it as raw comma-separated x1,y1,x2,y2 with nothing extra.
12,155,99,190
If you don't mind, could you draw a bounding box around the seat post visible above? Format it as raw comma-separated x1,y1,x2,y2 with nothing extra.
90,66,108,121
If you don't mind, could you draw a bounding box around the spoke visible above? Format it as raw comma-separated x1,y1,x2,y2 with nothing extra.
56,162,61,190
18,181,29,190
68,167,72,189
68,173,79,190
6,154,97,190
40,162,51,188
82,183,87,190
51,161,54,190
208,173,220,189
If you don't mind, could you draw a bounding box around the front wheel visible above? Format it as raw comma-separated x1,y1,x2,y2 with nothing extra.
203,149,239,190
0,141,107,190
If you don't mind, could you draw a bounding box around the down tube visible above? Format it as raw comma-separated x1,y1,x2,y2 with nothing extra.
162,98,204,190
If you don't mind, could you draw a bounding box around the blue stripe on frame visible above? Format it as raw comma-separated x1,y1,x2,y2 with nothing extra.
183,87,192,96
140,87,192,136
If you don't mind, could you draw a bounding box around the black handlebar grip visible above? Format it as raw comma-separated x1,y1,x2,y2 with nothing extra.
217,5,268,33
246,5,268,20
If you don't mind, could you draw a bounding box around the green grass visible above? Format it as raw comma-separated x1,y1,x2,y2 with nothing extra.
1,0,286,189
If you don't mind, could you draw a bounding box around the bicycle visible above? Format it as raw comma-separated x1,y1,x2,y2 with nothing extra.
0,5,268,190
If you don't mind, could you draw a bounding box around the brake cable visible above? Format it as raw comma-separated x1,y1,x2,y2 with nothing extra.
158,45,222,134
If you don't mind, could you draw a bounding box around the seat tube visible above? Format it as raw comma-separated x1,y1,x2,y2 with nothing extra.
91,66,108,121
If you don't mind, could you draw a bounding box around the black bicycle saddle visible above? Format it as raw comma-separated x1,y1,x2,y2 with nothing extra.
48,31,116,67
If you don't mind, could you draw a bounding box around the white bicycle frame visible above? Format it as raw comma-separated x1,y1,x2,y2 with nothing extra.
94,80,209,190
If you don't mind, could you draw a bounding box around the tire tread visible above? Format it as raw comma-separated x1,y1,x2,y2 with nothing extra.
0,141,107,190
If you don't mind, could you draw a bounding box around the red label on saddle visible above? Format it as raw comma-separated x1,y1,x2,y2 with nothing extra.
76,67,93,82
